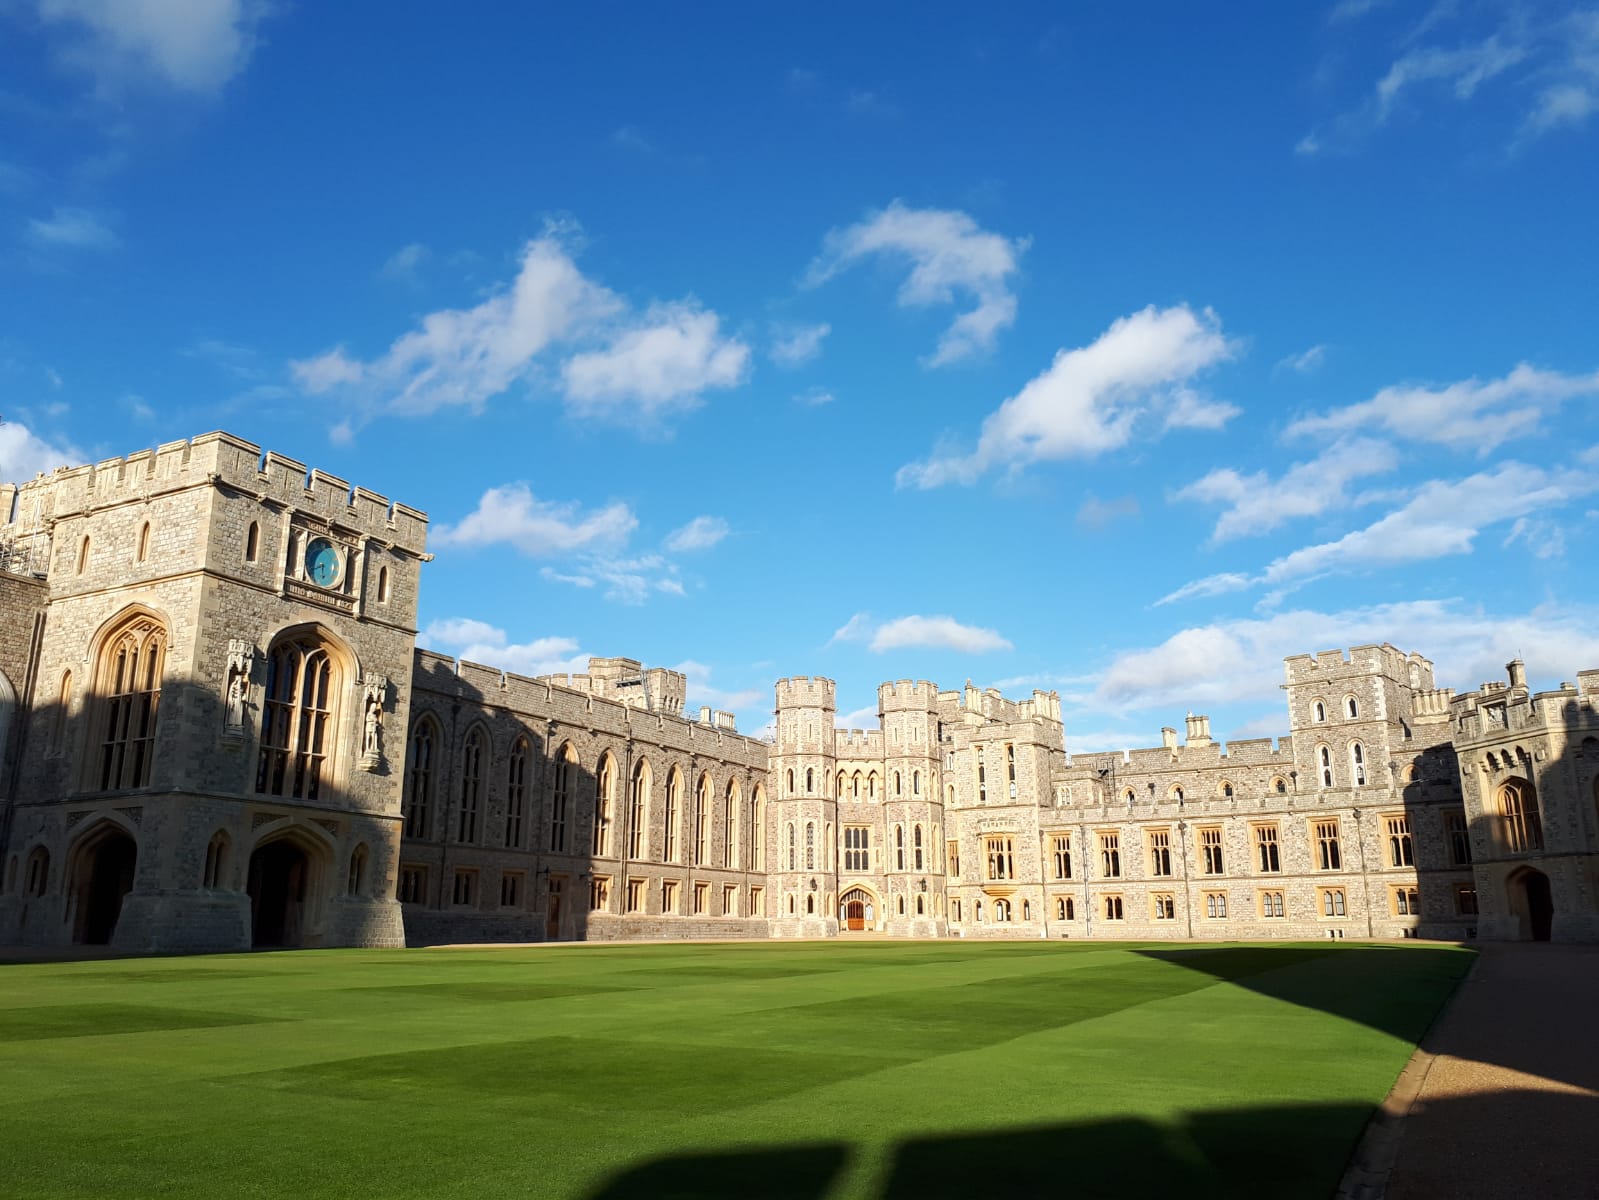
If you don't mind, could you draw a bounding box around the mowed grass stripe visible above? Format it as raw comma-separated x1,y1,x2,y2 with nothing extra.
0,941,1473,1200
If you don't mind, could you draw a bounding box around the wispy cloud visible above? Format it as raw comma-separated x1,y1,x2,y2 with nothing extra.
1285,362,1599,451
37,0,273,95
831,611,1012,654
25,207,118,250
422,618,591,677
1075,494,1141,530
1276,344,1327,373
897,304,1238,489
0,419,81,484
664,515,730,552
1178,436,1400,542
769,322,830,367
806,201,1027,366
434,483,637,556
379,242,430,285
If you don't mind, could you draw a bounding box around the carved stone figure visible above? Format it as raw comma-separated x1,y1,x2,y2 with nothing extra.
360,674,390,766
224,639,254,733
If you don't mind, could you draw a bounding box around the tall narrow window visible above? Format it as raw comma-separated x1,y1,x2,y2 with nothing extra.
805,821,815,870
913,770,921,796
593,754,615,857
725,780,740,869
1386,814,1415,866
245,521,260,562
203,832,229,889
1346,696,1359,718
1315,820,1342,870
1255,825,1281,873
629,759,650,859
1319,745,1333,787
549,743,576,852
77,535,90,575
1445,810,1472,866
505,738,527,848
787,822,796,870
695,774,711,865
805,768,814,795
1099,832,1121,878
665,769,681,861
751,786,765,870
136,522,150,562
1149,830,1172,877
347,843,368,895
976,747,986,804
1350,742,1367,786
1313,700,1326,722
844,826,870,871
1051,834,1072,879
913,824,924,870
985,836,1015,881
895,825,906,870
54,669,72,749
404,718,435,838
894,770,902,796
256,634,337,800
94,613,166,791
1200,827,1224,874
376,566,390,602
1498,781,1541,853
457,728,484,843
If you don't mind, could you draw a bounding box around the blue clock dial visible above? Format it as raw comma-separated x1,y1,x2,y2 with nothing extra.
306,538,341,588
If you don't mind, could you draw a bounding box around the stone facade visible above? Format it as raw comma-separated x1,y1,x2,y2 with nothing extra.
1,430,1596,952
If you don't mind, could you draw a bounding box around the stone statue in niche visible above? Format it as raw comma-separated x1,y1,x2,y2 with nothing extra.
360,674,390,768
224,639,255,735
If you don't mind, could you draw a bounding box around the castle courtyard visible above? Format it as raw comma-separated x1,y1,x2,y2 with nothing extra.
0,938,1475,1199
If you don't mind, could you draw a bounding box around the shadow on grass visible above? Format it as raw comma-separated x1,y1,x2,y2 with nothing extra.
588,1101,1374,1200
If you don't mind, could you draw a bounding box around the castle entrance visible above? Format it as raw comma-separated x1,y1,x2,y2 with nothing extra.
248,840,310,947
841,887,873,932
73,828,137,945
1510,868,1554,942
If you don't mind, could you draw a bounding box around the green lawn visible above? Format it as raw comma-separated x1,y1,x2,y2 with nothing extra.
0,940,1472,1199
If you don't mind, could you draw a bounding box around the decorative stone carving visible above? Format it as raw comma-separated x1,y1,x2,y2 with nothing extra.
360,674,390,770
224,639,256,736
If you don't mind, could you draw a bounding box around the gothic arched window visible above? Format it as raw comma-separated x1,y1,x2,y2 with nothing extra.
92,610,166,792
404,717,437,838
256,632,340,801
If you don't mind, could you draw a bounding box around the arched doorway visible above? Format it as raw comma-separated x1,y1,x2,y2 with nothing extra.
72,827,138,945
248,839,311,947
1509,868,1554,942
840,886,875,932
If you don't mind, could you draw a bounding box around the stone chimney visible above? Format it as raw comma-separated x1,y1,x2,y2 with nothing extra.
1161,726,1178,751
1185,713,1213,747
1506,659,1527,690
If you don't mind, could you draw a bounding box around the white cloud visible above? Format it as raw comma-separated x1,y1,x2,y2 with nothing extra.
770,322,830,367
674,659,763,715
806,201,1027,365
539,567,595,588
1161,461,1598,603
1376,35,1529,121
897,304,1237,489
433,483,636,556
0,420,80,484
37,0,269,94
1164,389,1240,430
379,242,429,284
1092,598,1599,715
421,618,590,678
664,515,729,552
795,387,835,406
1178,437,1401,542
560,301,750,418
1277,344,1327,373
586,554,682,605
1500,515,1567,560
869,615,1012,654
829,612,875,645
835,704,880,729
1286,363,1599,451
292,229,749,431
1075,494,1140,530
25,207,117,250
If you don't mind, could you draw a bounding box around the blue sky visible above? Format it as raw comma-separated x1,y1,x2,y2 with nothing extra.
3,1,1598,747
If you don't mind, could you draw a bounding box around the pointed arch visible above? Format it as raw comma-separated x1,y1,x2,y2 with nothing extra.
1497,776,1543,853
256,623,355,802
665,765,684,862
203,829,230,889
456,723,489,843
136,521,150,562
505,735,530,848
750,782,766,871
694,771,713,865
65,815,140,945
629,756,652,859
87,604,169,792
594,751,617,857
725,777,741,869
404,713,441,839
549,741,578,852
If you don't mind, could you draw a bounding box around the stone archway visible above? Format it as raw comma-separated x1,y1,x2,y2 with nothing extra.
1507,867,1554,942
247,837,318,947
70,824,138,945
839,885,880,932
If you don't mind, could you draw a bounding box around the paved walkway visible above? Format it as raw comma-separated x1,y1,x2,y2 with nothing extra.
1358,943,1599,1199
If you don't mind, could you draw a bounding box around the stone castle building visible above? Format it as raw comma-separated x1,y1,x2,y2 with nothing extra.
1,432,1596,952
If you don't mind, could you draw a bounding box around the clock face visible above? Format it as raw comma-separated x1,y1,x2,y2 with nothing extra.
305,538,341,588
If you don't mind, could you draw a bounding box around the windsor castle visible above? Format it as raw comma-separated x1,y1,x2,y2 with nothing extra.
1,432,1597,953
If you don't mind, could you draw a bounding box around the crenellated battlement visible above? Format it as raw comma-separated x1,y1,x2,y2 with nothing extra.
1,431,428,555
775,675,836,710
1283,642,1420,685
878,679,939,711
1412,687,1457,719
833,728,885,757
